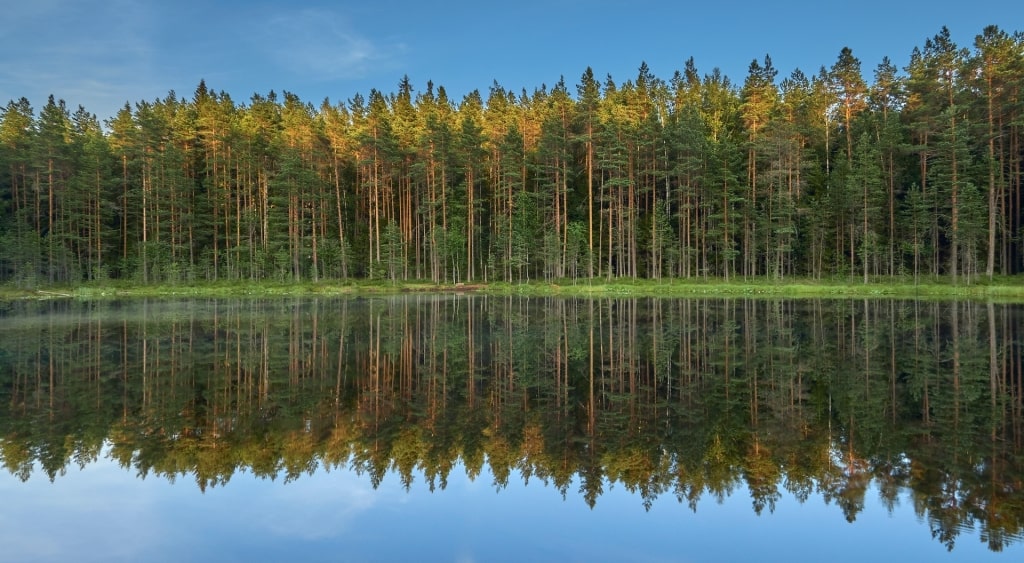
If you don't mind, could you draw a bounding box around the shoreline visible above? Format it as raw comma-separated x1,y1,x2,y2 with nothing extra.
4,277,1024,302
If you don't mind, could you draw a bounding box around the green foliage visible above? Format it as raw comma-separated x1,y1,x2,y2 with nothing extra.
1,26,1024,284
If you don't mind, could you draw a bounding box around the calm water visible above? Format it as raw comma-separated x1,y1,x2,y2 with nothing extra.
1,295,1022,562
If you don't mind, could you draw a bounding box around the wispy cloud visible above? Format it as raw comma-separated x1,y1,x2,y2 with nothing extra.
0,0,160,119
251,8,404,82
1,2,409,118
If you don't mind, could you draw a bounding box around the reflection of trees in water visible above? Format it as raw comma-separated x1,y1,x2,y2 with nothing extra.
0,296,1022,550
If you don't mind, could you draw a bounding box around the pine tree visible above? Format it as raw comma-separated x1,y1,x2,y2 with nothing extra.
868,58,906,275
829,47,869,162
575,68,602,278
740,56,779,277
34,96,74,282
667,63,709,278
0,98,36,283
848,132,885,282
67,105,114,281
535,77,575,279
968,25,1017,278
455,90,487,282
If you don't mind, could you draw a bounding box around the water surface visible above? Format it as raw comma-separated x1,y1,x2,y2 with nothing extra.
1,296,1022,561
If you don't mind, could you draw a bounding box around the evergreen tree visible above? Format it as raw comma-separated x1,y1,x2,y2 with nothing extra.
0,98,36,283
968,26,1018,278
0,24,1020,284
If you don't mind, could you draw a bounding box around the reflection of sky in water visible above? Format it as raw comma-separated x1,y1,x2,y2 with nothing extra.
1,451,1018,563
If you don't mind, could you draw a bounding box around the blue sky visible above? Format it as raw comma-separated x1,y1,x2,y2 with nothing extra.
1,0,1021,123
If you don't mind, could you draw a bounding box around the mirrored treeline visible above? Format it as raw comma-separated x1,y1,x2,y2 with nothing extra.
1,296,1022,551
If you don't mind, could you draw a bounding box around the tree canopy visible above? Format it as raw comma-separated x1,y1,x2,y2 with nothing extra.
2,26,1023,285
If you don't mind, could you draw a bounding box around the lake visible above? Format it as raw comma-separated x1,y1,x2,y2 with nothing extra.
1,295,1022,562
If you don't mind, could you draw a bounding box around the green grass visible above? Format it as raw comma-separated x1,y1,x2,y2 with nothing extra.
3,276,1024,302
482,277,1024,300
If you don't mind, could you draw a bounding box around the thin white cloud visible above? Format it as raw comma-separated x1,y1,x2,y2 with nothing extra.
0,0,159,120
1,2,410,119
253,8,403,81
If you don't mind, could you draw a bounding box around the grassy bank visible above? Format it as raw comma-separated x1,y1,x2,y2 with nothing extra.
4,276,1024,302
490,277,1024,299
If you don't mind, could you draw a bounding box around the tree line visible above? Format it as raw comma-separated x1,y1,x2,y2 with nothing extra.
1,296,1021,550
1,25,1022,285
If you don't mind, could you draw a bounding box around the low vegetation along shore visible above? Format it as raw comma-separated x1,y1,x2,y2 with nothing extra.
3,277,1024,302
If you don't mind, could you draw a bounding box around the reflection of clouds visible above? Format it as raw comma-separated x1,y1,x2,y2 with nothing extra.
0,454,398,561
2,453,1015,562
248,468,382,540
0,457,166,563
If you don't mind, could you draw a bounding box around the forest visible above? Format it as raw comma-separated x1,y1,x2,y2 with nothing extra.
0,25,1022,285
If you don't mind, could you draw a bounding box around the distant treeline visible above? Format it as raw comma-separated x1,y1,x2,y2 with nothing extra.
1,25,1023,285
